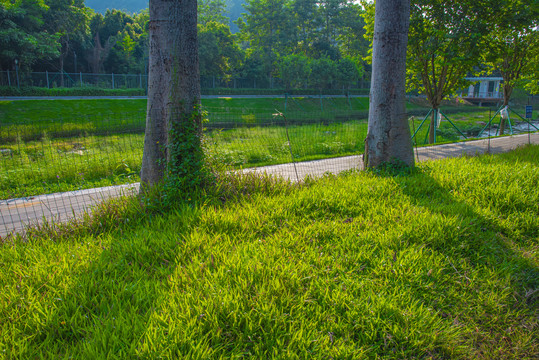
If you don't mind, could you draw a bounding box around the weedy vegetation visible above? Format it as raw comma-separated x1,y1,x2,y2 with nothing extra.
0,145,538,359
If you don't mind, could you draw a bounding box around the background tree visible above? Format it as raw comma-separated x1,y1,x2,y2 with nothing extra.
198,20,243,81
335,56,363,91
523,50,539,95
290,0,317,54
309,56,337,92
278,53,311,90
482,1,539,134
198,0,228,25
237,0,293,85
406,0,499,143
140,0,203,189
336,2,368,61
364,0,413,168
0,0,60,72
363,0,500,143
43,0,90,84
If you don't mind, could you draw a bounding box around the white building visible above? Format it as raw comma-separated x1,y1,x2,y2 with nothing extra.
462,77,503,99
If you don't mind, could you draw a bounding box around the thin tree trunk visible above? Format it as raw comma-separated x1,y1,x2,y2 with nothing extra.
499,84,512,135
429,109,436,144
60,56,65,87
364,0,413,168
141,0,201,188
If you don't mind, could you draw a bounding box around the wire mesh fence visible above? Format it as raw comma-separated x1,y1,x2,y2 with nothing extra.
0,71,371,92
1,104,538,237
0,71,149,90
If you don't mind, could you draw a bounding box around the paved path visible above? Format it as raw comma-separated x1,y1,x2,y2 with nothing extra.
1,133,538,237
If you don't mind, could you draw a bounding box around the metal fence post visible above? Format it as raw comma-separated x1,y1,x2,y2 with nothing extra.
112,73,115,89
80,72,83,87
8,70,11,87
46,71,49,88
139,73,142,88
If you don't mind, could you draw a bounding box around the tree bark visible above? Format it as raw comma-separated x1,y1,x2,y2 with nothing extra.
141,0,202,188
60,56,65,87
428,106,439,144
364,0,413,168
499,84,512,135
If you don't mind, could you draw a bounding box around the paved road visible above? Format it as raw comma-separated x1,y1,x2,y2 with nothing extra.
1,133,537,238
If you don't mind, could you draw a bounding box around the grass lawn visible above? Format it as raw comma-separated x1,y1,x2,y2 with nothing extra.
0,113,500,199
0,97,471,142
0,98,516,199
1,146,538,358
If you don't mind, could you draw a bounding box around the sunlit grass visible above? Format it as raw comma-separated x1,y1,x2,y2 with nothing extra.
1,98,532,199
1,146,538,358
1,113,496,199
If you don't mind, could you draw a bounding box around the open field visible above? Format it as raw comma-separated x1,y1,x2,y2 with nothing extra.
1,99,536,199
1,146,538,358
0,97,477,142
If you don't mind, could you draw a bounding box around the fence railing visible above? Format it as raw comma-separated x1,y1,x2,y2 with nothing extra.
1,104,538,237
0,71,370,91
0,71,148,90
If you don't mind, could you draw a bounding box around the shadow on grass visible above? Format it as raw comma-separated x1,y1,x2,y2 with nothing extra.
392,169,539,357
6,159,539,358
8,200,203,358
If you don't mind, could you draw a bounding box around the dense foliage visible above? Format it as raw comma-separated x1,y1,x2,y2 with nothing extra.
362,0,539,101
3,0,537,93
0,0,368,90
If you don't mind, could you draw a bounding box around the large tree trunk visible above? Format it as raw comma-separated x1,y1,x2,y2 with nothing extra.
364,0,413,168
141,0,202,188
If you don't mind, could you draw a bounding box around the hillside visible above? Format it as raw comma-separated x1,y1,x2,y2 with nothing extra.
84,0,245,31
85,0,148,14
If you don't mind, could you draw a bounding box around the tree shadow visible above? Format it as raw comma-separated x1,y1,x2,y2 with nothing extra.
390,169,539,355
14,204,203,358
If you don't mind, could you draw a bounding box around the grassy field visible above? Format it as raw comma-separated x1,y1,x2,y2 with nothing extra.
1,146,538,358
1,112,497,199
0,98,534,199
0,97,465,142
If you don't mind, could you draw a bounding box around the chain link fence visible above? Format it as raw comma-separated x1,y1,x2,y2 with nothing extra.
0,71,371,93
1,102,538,237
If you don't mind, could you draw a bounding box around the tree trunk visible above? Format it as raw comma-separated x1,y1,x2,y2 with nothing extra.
429,107,437,144
499,84,512,135
60,56,65,87
140,0,202,188
364,0,413,168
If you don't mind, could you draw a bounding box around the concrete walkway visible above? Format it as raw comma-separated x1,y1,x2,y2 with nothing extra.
1,133,538,237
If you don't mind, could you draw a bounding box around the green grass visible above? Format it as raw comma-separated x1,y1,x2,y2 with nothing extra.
1,146,538,358
0,133,142,199
0,97,445,142
1,98,532,199
1,112,498,199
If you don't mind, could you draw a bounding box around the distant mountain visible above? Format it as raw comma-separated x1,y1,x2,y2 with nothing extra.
85,0,149,15
84,0,246,32
225,0,245,33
